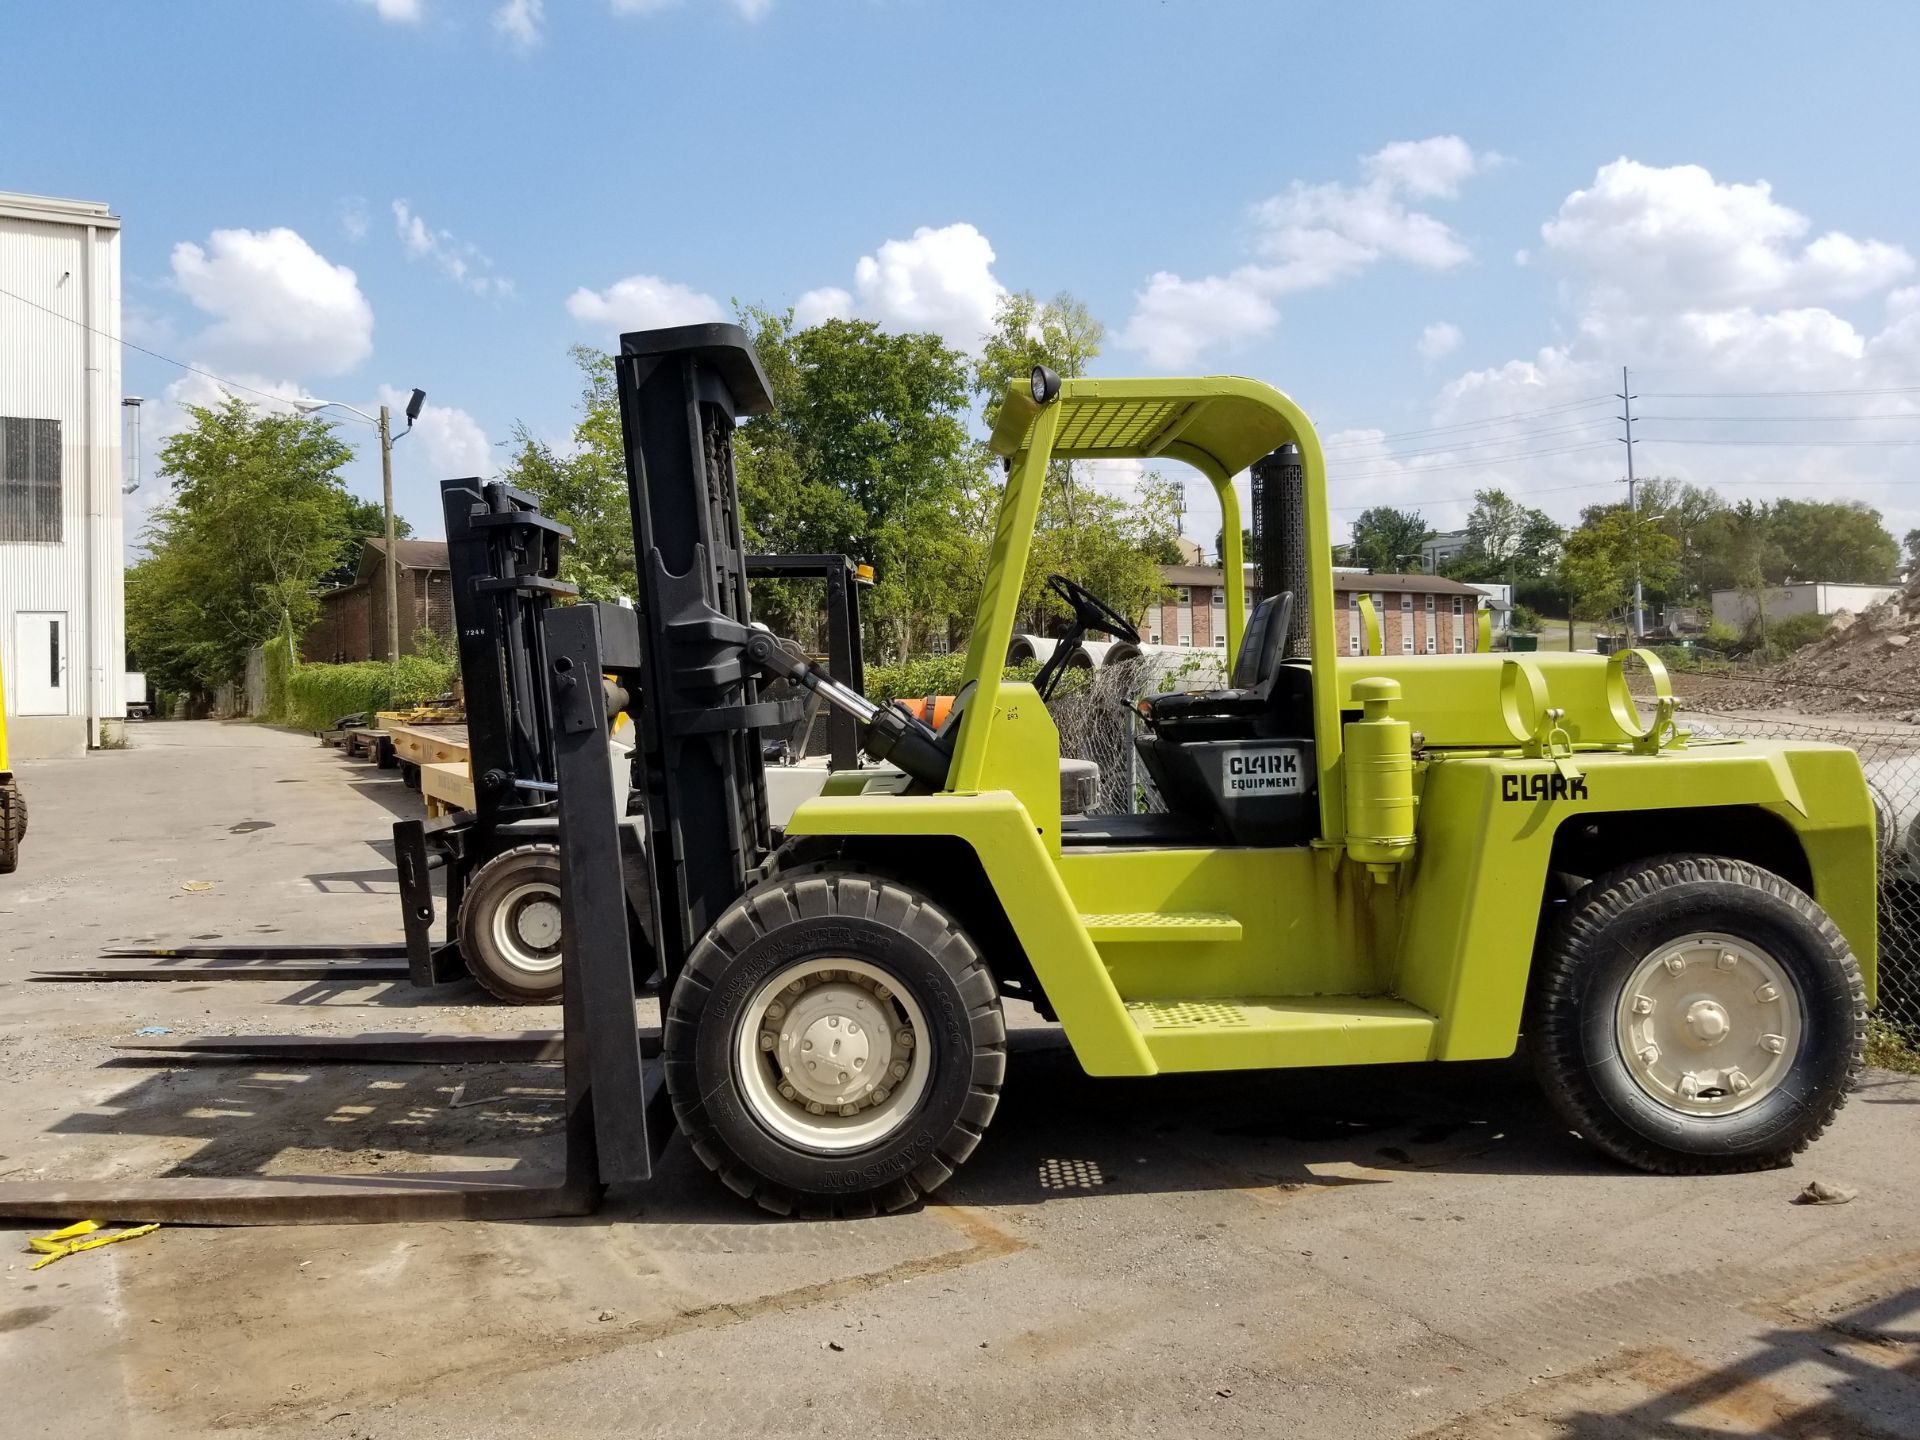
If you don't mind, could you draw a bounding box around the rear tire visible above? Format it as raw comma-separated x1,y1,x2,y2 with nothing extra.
0,779,21,875
664,872,1006,1216
458,844,565,1004
1528,855,1865,1174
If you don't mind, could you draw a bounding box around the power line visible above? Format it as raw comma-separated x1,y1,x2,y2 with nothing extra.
1326,477,1618,514
1343,419,1615,463
1637,413,1920,422
0,282,367,421
1639,384,1920,399
1331,440,1618,481
1322,394,1613,450
1639,436,1920,448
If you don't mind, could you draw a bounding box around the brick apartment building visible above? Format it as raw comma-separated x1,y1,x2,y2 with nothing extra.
301,537,456,663
1144,564,1486,656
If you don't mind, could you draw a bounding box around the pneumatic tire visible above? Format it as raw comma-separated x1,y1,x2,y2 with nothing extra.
1528,855,1866,1174
664,872,1006,1217
0,780,21,875
457,844,565,1004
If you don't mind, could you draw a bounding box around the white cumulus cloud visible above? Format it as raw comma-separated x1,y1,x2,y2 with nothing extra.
378,384,492,479
392,201,515,299
359,0,424,22
1417,322,1463,361
566,273,727,333
1120,137,1498,368
845,223,1006,354
1345,158,1920,542
793,286,854,329
171,227,374,376
610,0,775,17
493,0,543,48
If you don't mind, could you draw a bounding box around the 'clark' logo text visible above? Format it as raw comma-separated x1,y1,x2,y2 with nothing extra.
1502,773,1589,802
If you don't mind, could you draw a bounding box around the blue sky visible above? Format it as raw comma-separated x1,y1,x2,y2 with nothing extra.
8,0,1920,556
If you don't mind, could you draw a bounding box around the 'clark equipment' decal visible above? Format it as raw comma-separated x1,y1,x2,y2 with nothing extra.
1503,772,1589,802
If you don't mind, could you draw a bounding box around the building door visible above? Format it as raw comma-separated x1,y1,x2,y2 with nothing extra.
12,611,69,715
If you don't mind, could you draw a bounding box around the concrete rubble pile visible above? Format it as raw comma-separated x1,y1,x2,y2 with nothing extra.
1694,573,1920,717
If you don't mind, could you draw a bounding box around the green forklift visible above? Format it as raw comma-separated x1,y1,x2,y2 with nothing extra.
0,652,25,874
658,361,1875,1216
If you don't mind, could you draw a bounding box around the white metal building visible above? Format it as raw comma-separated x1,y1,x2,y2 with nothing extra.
1711,581,1901,631
0,191,125,758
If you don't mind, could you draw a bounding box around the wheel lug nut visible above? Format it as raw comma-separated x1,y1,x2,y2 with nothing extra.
891,1061,908,1080
787,980,806,995
807,1101,826,1115
1663,954,1687,976
1728,1070,1752,1094
1761,1034,1785,1054
839,1104,858,1117
1639,1045,1659,1066
778,1083,797,1100
1679,1074,1701,1099
1633,995,1655,1016
897,1029,914,1049
873,1085,890,1103
1755,983,1779,1003
874,985,892,1001
1716,951,1738,971
759,1032,776,1051
766,1002,785,1021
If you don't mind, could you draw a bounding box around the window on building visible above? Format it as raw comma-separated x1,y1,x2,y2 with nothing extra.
1426,634,1436,654
1177,587,1192,605
1452,596,1464,615
1453,635,1464,653
0,417,62,542
1349,591,1358,609
1401,593,1413,612
1178,635,1193,648
1214,632,1228,649
1148,632,1161,645
1424,594,1435,612
1348,626,1360,655
1176,586,1193,646
1402,625,1414,653
1211,588,1224,607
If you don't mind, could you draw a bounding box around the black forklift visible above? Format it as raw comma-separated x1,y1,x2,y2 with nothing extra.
43,454,872,1005
0,322,926,1223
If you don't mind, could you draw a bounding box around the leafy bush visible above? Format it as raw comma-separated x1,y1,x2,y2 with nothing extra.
1509,602,1543,634
261,638,294,723
866,653,1037,705
283,653,458,732
1757,611,1830,657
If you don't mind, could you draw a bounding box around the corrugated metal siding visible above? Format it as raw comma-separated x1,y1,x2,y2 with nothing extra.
0,203,124,742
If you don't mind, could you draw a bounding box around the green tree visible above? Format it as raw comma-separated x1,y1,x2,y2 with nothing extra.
1348,506,1430,573
1455,488,1561,581
1559,504,1680,624
320,497,414,588
1904,526,1920,575
494,347,640,600
127,396,359,696
970,291,1177,635
1768,498,1897,584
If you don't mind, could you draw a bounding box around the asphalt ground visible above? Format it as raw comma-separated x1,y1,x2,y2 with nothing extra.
1,721,1915,1439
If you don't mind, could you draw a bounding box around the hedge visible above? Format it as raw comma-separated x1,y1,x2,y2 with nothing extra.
865,653,1038,705
283,653,458,732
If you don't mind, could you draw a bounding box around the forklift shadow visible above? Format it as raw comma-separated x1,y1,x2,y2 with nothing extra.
346,777,428,822
40,1029,1612,1224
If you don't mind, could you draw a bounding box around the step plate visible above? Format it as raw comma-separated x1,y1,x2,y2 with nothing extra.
1127,995,1437,1071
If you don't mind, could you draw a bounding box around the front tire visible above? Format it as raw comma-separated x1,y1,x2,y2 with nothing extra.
458,844,566,1003
0,779,21,874
664,872,1006,1216
1528,855,1866,1174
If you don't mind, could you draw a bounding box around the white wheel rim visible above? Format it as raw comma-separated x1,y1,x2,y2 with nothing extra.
1614,932,1804,1116
734,957,933,1153
489,881,564,975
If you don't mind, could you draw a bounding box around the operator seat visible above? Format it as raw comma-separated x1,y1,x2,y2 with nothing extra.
1138,592,1293,734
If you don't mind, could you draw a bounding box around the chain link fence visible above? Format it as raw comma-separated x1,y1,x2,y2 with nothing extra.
1044,661,1920,1071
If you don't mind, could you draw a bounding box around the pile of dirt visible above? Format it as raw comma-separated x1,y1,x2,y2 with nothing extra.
1692,580,1920,717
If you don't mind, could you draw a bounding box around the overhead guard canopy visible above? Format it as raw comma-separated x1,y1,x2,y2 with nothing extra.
988,377,1308,481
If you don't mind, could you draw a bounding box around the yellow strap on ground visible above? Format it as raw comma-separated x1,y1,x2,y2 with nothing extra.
26,1220,159,1270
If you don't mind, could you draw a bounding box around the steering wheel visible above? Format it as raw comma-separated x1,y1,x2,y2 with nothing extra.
1048,574,1141,646
1032,574,1142,701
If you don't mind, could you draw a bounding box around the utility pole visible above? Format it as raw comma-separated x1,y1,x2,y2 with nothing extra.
379,404,400,665
1617,365,1643,638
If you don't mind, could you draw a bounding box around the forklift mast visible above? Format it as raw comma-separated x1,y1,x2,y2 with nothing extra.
615,323,806,988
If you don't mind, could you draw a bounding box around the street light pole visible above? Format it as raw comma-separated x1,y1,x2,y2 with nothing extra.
291,390,425,665
379,404,399,664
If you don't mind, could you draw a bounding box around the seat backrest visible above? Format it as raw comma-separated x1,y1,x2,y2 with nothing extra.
1231,591,1293,693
